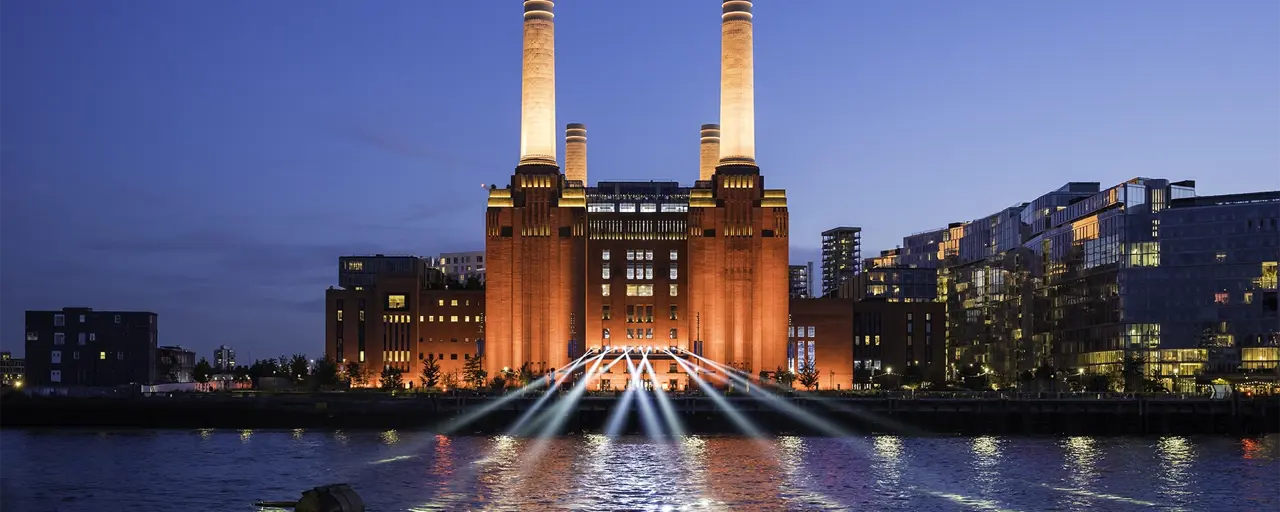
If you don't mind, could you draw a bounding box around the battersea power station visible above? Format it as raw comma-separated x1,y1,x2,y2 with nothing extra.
326,1,802,389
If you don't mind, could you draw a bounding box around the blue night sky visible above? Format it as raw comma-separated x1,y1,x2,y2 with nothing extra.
2,1,1277,360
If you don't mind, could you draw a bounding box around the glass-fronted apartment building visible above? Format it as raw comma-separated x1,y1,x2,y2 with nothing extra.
880,177,1279,389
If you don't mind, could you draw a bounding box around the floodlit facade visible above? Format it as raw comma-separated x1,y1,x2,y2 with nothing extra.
484,1,789,378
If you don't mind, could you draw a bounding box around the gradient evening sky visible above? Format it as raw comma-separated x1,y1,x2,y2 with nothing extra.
2,1,1277,359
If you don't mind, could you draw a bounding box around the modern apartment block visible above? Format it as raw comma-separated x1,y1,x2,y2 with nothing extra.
437,251,485,284
789,263,814,298
214,345,236,371
880,178,1280,390
24,308,158,387
821,227,862,297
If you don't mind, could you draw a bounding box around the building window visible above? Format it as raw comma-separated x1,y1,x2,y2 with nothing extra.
626,284,654,296
1216,251,1227,263
669,305,678,320
1214,292,1230,304
670,328,678,339
645,328,654,339
464,316,471,322
602,266,611,279
26,332,37,341
438,299,445,306
603,328,611,339
626,250,636,261
337,310,344,321
387,295,407,309
669,284,678,297
54,333,65,345
99,351,106,360
450,354,458,360
114,315,121,324
50,370,61,383
602,284,611,296
54,314,65,327
117,352,123,360
77,333,86,345
602,250,610,261
73,351,80,360
602,305,611,320
808,326,816,337
645,250,654,261
626,305,636,323
450,316,459,322
51,350,62,364
451,300,459,306
1244,292,1254,304
670,267,678,279
79,314,86,323
627,329,635,339
669,250,678,261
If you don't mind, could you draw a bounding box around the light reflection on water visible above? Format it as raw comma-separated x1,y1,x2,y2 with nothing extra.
0,430,1276,512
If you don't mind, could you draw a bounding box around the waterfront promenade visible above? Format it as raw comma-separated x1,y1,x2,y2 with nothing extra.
3,391,1276,436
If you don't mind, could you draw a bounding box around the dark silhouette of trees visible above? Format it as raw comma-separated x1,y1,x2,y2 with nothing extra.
421,354,442,389
379,367,404,390
193,358,213,384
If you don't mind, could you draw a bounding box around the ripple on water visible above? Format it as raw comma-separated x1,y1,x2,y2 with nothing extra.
0,430,1276,511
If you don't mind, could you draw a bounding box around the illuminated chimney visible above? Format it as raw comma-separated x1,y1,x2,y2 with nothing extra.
519,1,557,167
699,124,720,181
718,1,755,166
565,123,587,184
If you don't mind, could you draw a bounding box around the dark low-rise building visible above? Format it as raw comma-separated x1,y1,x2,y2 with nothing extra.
851,300,947,388
1,352,24,386
24,308,158,387
157,346,196,383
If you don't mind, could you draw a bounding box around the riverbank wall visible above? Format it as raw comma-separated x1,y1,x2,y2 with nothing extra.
2,393,1276,436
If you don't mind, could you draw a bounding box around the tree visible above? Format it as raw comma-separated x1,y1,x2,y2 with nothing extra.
463,355,487,389
774,366,797,389
250,359,279,381
902,364,924,389
289,353,310,383
441,372,458,390
344,361,365,387
517,362,535,387
276,355,291,375
758,369,770,385
796,363,820,390
379,367,405,390
193,358,213,384
232,365,251,384
312,358,340,388
421,354,442,389
1122,353,1145,393
489,375,508,393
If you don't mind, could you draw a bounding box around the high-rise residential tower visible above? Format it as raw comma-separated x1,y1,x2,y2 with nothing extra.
821,227,862,297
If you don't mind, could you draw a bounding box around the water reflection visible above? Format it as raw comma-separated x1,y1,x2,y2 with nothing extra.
1,431,1274,512
1157,436,1194,505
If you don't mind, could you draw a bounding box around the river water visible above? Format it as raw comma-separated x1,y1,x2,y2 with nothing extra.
1,429,1276,511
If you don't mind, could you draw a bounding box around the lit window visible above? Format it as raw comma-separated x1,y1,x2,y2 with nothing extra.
603,266,611,279
337,310,344,321
464,316,471,322
346,260,364,271
602,284,611,296
645,328,653,339
99,351,106,360
627,329,635,339
1216,251,1227,263
669,284,678,296
429,315,435,322
626,265,635,280
602,250,611,261
808,327,816,337
450,316,459,322
451,300,459,306
645,250,654,261
670,267,678,279
419,315,425,322
359,350,365,362
670,328,678,339
627,250,635,261
1244,292,1253,304
603,328,611,339
669,250,678,261
438,299,445,306
387,295,407,309
645,264,653,280
1214,292,1229,304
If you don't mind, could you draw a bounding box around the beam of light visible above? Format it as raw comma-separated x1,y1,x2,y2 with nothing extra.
368,352,592,466
535,349,630,439
682,351,851,437
506,351,602,436
644,353,685,437
604,380,638,437
627,351,665,439
671,355,765,437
